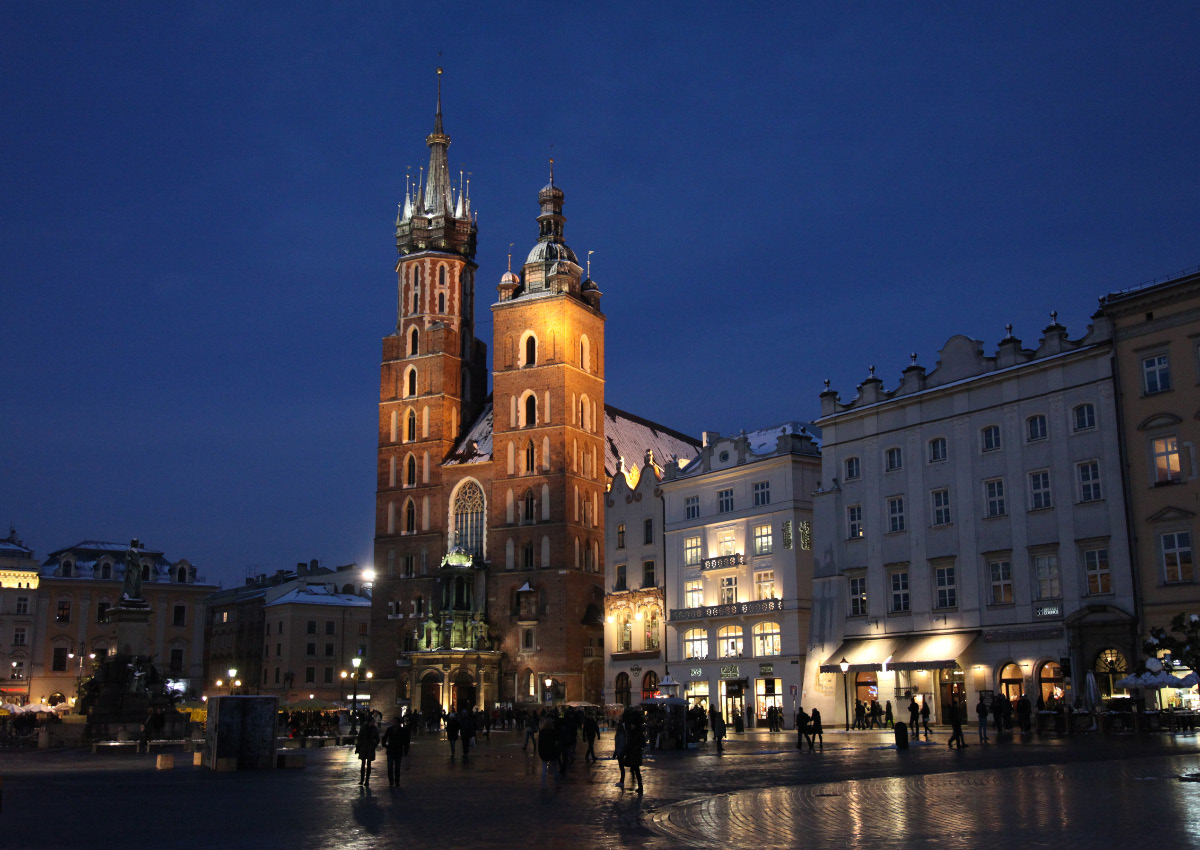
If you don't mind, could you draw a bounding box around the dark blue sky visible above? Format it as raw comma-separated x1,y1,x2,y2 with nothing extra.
4,3,1198,586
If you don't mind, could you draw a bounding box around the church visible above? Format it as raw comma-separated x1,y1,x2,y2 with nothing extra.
368,72,698,716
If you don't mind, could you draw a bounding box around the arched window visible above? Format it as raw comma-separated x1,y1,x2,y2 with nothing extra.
405,500,416,534
407,368,417,397
1095,648,1128,698
855,671,878,703
406,456,416,487
1038,660,1064,706
615,672,631,707
718,625,743,657
525,440,535,473
523,490,535,524
407,410,416,442
452,481,486,557
61,561,73,578
641,670,659,701
523,540,535,569
684,628,708,660
176,566,187,583
409,327,419,356
439,265,447,287
524,394,537,427
618,613,632,651
438,292,445,313
100,563,112,580
580,335,590,372
752,621,782,656
525,335,537,366
1000,662,1024,699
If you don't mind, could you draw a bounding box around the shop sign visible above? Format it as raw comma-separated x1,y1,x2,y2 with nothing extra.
759,664,774,675
720,664,740,679
1035,604,1062,618
690,668,702,679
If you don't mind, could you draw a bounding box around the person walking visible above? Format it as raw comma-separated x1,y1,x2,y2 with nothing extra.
582,712,601,764
920,699,932,739
884,700,894,728
381,715,409,786
625,717,646,795
976,695,990,742
355,715,381,786
459,708,474,759
809,708,823,751
795,705,810,750
908,697,920,731
709,706,726,754
445,710,461,759
523,709,539,752
613,718,629,786
537,715,559,788
947,698,967,749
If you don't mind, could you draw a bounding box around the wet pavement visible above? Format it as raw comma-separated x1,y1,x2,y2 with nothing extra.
4,727,1200,849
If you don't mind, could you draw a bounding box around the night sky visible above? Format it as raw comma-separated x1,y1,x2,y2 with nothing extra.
4,3,1198,586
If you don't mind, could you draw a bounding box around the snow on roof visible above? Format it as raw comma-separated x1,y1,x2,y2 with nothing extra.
0,541,33,555
742,421,822,455
603,404,700,478
444,404,494,466
264,586,371,608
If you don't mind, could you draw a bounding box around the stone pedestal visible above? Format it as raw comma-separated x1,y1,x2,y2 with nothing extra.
108,602,152,657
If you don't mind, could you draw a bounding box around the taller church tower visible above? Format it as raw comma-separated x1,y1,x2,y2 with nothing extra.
375,68,487,608
488,164,607,705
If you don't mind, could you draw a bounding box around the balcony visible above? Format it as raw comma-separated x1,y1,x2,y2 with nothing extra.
669,598,785,622
701,553,745,571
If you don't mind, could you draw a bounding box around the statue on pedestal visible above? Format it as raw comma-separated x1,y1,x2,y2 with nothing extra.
121,539,144,603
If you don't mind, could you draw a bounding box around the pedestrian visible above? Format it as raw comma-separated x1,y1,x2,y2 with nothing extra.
537,716,559,788
947,698,967,749
1017,695,1032,733
459,708,474,758
809,708,823,751
625,717,646,795
582,712,601,764
884,700,894,728
908,697,920,731
854,699,866,730
976,695,990,742
920,699,932,739
381,715,409,786
446,710,460,759
795,705,810,750
993,693,1005,735
709,706,726,754
613,718,629,786
523,709,538,752
355,715,380,786
869,699,882,729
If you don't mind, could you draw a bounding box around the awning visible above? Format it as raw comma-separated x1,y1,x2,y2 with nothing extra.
889,631,979,671
819,636,908,673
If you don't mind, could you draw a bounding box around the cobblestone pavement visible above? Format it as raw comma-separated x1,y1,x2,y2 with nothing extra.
4,728,1200,849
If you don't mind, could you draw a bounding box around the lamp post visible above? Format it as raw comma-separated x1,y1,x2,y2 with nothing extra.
350,656,366,736
544,676,554,707
228,668,238,695
840,657,850,732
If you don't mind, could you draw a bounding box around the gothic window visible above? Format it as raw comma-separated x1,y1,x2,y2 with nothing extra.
523,490,535,524
453,481,486,558
525,394,537,427
525,439,535,473
405,500,416,534
407,410,416,442
406,456,416,487
407,368,417,397
580,335,590,372
439,265,447,287
412,267,421,313
438,292,445,313
523,540,535,569
525,335,537,366
409,327,419,356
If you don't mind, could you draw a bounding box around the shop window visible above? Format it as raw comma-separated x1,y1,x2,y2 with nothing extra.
1038,661,1064,707
615,672,631,707
1094,648,1128,698
1000,662,1024,700
641,670,659,701
855,671,878,704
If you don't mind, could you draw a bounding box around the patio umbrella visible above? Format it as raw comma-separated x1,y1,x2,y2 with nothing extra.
1178,672,1200,688
1081,671,1101,712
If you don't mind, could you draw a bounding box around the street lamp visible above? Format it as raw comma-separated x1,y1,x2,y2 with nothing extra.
839,657,851,732
228,668,238,695
350,656,365,736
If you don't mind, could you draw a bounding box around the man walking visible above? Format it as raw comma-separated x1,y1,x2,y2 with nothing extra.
976,695,990,743
381,715,410,786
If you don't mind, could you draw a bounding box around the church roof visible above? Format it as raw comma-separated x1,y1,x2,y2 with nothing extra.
443,402,699,474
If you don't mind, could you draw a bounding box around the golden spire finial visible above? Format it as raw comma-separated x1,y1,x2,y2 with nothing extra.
587,250,594,278
508,243,514,273
549,157,554,184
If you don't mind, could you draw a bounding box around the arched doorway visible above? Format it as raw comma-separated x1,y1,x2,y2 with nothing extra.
641,670,659,701
615,672,631,707
1095,648,1128,698
1038,661,1064,707
419,672,443,718
1000,663,1024,699
452,669,476,712
48,692,66,707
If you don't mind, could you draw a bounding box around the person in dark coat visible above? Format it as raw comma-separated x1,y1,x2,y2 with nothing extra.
795,706,811,750
613,718,629,785
582,713,601,763
884,701,894,728
809,708,823,751
538,716,559,788
355,716,381,786
381,715,410,786
625,718,646,795
459,709,474,758
709,706,726,753
908,697,920,731
947,698,967,749
920,699,932,739
1017,695,1032,733
445,711,461,759
976,696,990,742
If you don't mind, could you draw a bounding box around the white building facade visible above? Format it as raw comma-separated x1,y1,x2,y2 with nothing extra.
660,425,820,729
807,319,1136,729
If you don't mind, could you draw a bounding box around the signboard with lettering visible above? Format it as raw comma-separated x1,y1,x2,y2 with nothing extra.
1035,604,1062,618
759,664,774,675
669,598,784,621
690,668,702,679
720,664,740,679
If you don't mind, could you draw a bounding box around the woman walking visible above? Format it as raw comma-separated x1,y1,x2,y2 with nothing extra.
625,716,646,795
355,715,380,786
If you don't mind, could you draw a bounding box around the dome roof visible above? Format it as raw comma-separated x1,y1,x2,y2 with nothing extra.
500,270,520,286
525,241,578,265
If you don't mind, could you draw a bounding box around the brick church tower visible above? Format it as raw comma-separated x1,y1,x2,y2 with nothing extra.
488,162,608,705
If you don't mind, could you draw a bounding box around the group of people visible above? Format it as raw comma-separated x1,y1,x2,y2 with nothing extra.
353,712,414,787
852,698,895,729
793,706,824,750
523,706,606,786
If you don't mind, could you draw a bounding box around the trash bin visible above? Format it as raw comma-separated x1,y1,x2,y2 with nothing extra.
894,721,909,749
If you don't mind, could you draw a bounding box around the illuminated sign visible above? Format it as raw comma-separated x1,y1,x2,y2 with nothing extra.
1035,604,1062,618
720,665,740,678
702,553,746,571
669,598,784,621
759,664,774,675
690,668,702,678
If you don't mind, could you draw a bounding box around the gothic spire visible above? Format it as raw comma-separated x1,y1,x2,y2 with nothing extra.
424,67,453,216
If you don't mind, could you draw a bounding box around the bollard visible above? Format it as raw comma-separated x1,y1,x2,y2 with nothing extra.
156,753,175,770
894,721,909,750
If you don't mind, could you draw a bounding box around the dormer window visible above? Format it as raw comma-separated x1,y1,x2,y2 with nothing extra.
61,561,73,578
